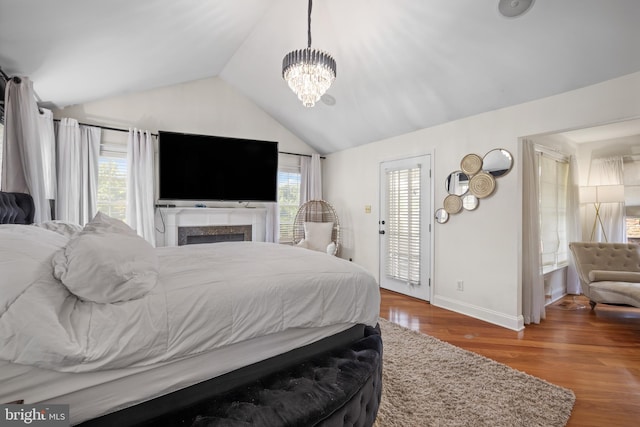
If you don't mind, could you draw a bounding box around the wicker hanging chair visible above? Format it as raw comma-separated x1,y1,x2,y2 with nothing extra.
293,200,341,256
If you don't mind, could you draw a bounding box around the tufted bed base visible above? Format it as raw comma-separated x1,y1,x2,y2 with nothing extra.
80,325,382,427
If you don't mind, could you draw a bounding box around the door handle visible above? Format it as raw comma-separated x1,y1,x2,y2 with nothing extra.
379,230,385,235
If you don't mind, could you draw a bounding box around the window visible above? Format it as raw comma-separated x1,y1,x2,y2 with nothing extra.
623,157,640,243
97,143,127,221
626,216,640,243
278,169,301,243
537,151,569,273
385,166,421,284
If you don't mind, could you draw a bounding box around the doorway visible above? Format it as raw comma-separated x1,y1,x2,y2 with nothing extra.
379,155,431,301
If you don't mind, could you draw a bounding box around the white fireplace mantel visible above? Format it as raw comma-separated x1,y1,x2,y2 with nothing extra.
156,207,267,247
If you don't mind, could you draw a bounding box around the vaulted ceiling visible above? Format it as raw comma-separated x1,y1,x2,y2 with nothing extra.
1,0,640,154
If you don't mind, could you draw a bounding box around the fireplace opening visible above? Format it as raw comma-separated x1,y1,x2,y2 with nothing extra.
178,225,252,246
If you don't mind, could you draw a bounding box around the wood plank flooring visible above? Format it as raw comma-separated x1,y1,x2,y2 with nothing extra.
379,289,640,427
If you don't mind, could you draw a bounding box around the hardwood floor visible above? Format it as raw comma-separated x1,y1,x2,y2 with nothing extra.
379,289,640,427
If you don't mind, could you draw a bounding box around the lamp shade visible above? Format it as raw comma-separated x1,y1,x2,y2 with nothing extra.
596,184,625,203
580,185,625,204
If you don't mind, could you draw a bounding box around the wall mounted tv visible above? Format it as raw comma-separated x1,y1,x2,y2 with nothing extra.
158,131,278,202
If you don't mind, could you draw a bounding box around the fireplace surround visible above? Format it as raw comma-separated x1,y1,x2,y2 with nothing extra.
156,207,266,247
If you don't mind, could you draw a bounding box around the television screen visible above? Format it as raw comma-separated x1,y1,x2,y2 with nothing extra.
158,131,278,202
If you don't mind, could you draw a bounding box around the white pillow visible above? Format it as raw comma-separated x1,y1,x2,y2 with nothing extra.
0,225,69,315
296,239,310,249
36,220,83,238
52,212,158,303
303,221,334,252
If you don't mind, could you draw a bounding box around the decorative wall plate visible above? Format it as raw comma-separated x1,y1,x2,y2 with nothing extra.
443,194,463,214
460,153,483,175
469,172,496,198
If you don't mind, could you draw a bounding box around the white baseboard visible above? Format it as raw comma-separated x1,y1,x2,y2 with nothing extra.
432,295,525,331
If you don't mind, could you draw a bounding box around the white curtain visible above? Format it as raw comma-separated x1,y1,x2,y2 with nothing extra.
587,157,626,242
301,153,322,202
1,77,51,223
522,139,545,324
56,118,100,225
265,202,279,243
566,155,582,294
38,108,57,201
126,128,156,246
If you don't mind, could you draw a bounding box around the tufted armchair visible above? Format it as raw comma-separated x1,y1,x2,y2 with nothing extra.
569,242,640,309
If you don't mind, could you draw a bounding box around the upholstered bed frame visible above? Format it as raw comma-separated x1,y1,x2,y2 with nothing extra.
0,191,35,224
0,191,383,427
82,325,382,427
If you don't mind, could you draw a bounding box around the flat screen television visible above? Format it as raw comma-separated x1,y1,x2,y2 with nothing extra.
158,131,278,202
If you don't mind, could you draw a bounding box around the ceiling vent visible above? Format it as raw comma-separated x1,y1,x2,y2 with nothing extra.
498,0,535,18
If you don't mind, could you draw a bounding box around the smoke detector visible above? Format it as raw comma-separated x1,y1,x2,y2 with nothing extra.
498,0,535,18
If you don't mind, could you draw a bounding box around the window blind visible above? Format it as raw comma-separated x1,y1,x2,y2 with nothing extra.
385,166,421,284
538,153,569,270
278,168,301,243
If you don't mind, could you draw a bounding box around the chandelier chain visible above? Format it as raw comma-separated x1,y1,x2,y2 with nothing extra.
307,0,312,48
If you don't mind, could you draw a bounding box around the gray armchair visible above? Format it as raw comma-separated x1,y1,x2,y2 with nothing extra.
569,242,640,309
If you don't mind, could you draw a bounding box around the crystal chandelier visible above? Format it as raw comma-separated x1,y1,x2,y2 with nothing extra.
282,0,336,107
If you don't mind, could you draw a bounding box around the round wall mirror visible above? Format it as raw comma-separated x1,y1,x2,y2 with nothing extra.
483,149,513,177
462,194,479,211
435,208,449,224
445,171,470,196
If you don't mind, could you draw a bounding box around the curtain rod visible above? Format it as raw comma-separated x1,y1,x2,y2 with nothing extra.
279,151,325,159
53,119,159,137
0,68,10,82
51,119,324,159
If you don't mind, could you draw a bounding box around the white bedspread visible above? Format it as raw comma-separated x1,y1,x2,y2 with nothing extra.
0,239,379,372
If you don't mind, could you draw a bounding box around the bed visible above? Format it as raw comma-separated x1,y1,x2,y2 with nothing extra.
0,192,383,426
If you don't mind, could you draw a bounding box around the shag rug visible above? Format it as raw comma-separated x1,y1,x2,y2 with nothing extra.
374,319,575,427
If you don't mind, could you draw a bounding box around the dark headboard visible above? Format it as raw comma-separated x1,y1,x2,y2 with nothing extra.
0,191,35,224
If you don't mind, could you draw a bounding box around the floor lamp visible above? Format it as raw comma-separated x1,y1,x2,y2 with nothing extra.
579,185,625,242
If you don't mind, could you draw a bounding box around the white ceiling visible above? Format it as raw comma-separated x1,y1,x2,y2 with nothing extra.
555,119,640,144
2,0,640,154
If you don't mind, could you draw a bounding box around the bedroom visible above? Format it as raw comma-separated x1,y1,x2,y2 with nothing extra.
2,0,640,426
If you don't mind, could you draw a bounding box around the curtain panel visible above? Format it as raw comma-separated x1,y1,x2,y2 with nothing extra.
301,153,322,202
126,128,156,246
522,139,545,324
566,155,581,294
38,108,57,201
56,118,100,225
1,77,51,223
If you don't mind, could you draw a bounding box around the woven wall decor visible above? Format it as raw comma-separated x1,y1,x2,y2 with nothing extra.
460,153,482,175
435,149,512,224
469,172,496,198
443,194,463,214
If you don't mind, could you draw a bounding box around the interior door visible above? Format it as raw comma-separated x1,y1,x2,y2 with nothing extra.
379,155,431,301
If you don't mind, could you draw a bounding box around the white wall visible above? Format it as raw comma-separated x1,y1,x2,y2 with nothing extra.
324,71,640,330
54,76,315,156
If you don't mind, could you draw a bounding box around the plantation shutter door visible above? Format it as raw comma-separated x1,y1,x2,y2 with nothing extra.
385,166,421,284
